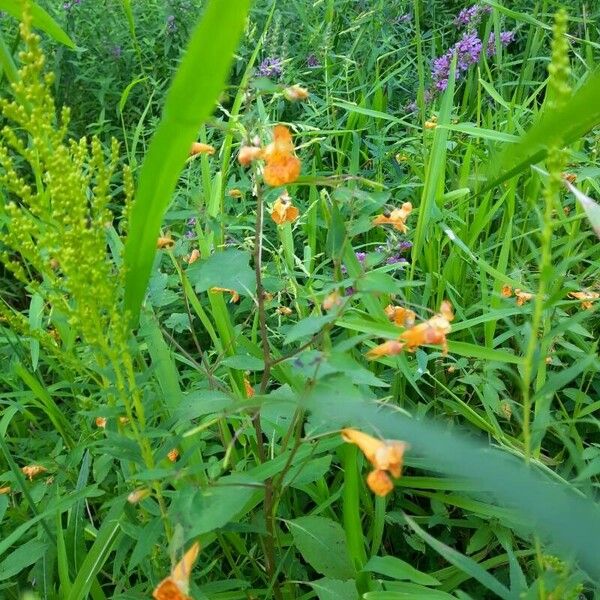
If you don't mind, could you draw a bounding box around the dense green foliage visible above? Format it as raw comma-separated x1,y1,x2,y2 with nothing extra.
0,1,599,599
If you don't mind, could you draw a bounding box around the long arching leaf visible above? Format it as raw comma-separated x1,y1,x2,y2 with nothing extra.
123,0,253,325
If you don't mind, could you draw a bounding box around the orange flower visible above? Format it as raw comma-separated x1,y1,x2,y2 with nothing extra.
244,377,254,398
384,304,416,327
277,306,293,316
323,291,343,311
501,285,513,298
562,172,577,184
189,142,215,156
228,188,243,198
271,191,299,225
366,340,405,360
262,125,301,187
186,249,201,265
514,289,533,306
399,300,454,355
157,236,174,249
210,287,240,303
373,202,413,233
283,85,309,102
127,488,150,504
95,417,107,429
0,486,11,495
568,290,599,310
366,469,394,497
238,145,263,167
22,465,47,481
153,541,200,600
167,449,180,463
341,428,407,497
424,120,437,129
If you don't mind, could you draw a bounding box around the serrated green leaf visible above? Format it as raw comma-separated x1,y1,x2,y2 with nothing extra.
187,249,256,296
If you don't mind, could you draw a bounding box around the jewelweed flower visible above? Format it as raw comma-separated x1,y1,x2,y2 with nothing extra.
153,541,200,600
277,306,293,316
186,249,200,265
562,172,577,184
22,465,47,481
157,236,174,249
244,377,255,398
283,85,309,102
323,291,343,311
167,448,180,463
366,339,405,360
501,284,513,297
189,142,215,156
400,300,454,355
238,146,263,166
127,488,151,504
271,191,299,225
373,202,413,233
384,305,416,327
568,291,599,310
0,486,11,495
514,289,533,306
341,428,407,496
228,188,243,198
95,417,107,428
262,125,301,187
210,287,240,303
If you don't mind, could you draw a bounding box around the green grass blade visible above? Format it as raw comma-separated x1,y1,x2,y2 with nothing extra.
0,0,75,48
123,0,253,325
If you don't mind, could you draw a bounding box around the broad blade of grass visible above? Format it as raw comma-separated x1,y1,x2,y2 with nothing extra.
123,0,253,325
0,0,75,48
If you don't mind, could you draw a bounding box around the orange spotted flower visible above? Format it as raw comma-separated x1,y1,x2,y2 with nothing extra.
244,377,255,398
341,428,407,497
22,465,47,481
501,285,513,298
228,188,243,199
568,290,599,310
0,486,11,495
95,417,107,429
384,304,416,327
366,340,405,360
262,125,301,187
153,542,200,600
210,287,240,303
283,85,309,102
167,448,180,463
373,202,413,233
323,291,343,311
238,145,263,166
186,249,201,265
189,142,215,156
271,191,299,225
157,236,174,250
514,289,533,306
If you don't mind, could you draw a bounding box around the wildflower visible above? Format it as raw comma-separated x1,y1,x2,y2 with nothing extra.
277,306,293,316
386,255,408,266
384,305,416,327
373,202,413,233
306,54,320,68
323,291,343,311
366,340,405,360
568,291,599,310
0,486,11,494
119,416,130,425
186,249,200,265
244,377,254,398
238,146,263,166
562,173,577,184
167,449,180,463
22,465,47,481
128,488,151,504
271,191,299,225
258,57,283,79
366,469,394,497
157,236,174,249
432,31,483,92
153,541,200,600
210,287,240,303
95,417,107,429
341,428,407,496
283,85,309,102
486,31,515,56
399,300,454,355
501,284,513,297
228,188,243,198
262,126,301,187
454,4,491,28
514,289,533,306
189,142,215,156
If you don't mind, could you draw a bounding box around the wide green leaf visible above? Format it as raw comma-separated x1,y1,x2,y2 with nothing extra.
123,0,253,325
186,249,256,296
363,555,441,586
0,0,75,48
0,538,48,581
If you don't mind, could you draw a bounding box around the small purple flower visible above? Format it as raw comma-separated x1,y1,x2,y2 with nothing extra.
431,32,482,92
487,31,515,56
399,241,413,252
345,287,355,296
184,229,196,239
258,57,283,79
306,54,320,68
355,252,367,263
186,217,197,227
454,4,491,28
387,256,408,265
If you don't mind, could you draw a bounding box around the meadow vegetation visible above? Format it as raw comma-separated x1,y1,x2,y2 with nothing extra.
0,1,599,599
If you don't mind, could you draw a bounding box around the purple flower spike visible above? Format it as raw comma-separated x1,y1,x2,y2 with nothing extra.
487,31,515,56
399,241,413,252
454,4,491,28
258,57,283,79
